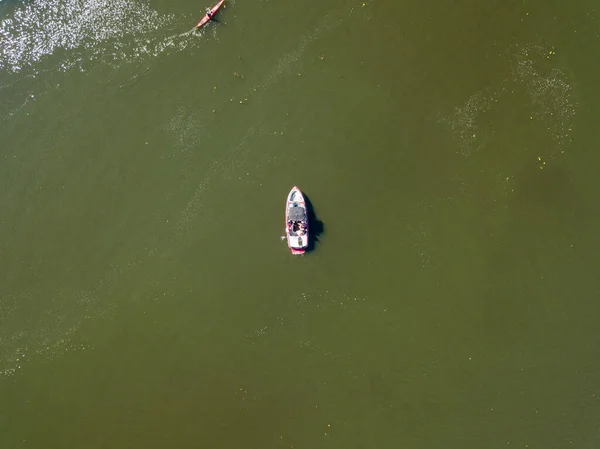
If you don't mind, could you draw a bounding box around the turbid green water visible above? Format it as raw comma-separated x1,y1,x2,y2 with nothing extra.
1,0,600,447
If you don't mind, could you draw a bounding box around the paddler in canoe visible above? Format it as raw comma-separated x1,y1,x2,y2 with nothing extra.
196,0,225,29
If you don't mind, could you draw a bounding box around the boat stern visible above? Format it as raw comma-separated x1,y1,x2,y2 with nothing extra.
287,234,308,255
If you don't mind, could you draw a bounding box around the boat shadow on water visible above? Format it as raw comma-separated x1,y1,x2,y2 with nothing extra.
304,193,324,253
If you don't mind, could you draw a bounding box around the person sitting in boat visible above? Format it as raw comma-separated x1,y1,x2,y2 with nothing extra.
206,8,213,19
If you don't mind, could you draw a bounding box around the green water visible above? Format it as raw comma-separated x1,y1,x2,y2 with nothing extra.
1,0,600,447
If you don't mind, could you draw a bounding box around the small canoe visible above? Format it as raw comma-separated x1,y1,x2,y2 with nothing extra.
285,186,309,255
196,0,225,29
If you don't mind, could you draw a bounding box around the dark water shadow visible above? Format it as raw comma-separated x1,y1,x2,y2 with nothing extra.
210,17,225,26
304,193,324,253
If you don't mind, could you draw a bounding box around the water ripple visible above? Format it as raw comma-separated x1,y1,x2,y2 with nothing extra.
0,0,180,72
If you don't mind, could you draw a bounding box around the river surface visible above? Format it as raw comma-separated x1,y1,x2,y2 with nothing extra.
1,0,600,448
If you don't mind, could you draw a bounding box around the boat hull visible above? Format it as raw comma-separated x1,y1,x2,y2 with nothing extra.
285,186,309,255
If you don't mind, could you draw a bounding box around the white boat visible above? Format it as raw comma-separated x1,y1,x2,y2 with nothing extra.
285,186,309,254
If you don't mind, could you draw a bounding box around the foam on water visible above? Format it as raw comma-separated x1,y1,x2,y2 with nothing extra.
244,289,371,346
437,88,497,157
425,43,579,272
165,106,209,161
258,7,348,91
0,235,163,380
173,117,261,240
1,318,94,378
0,291,98,378
438,43,577,158
512,44,577,148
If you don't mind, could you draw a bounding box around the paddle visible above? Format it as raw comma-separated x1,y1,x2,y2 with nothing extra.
203,11,224,26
